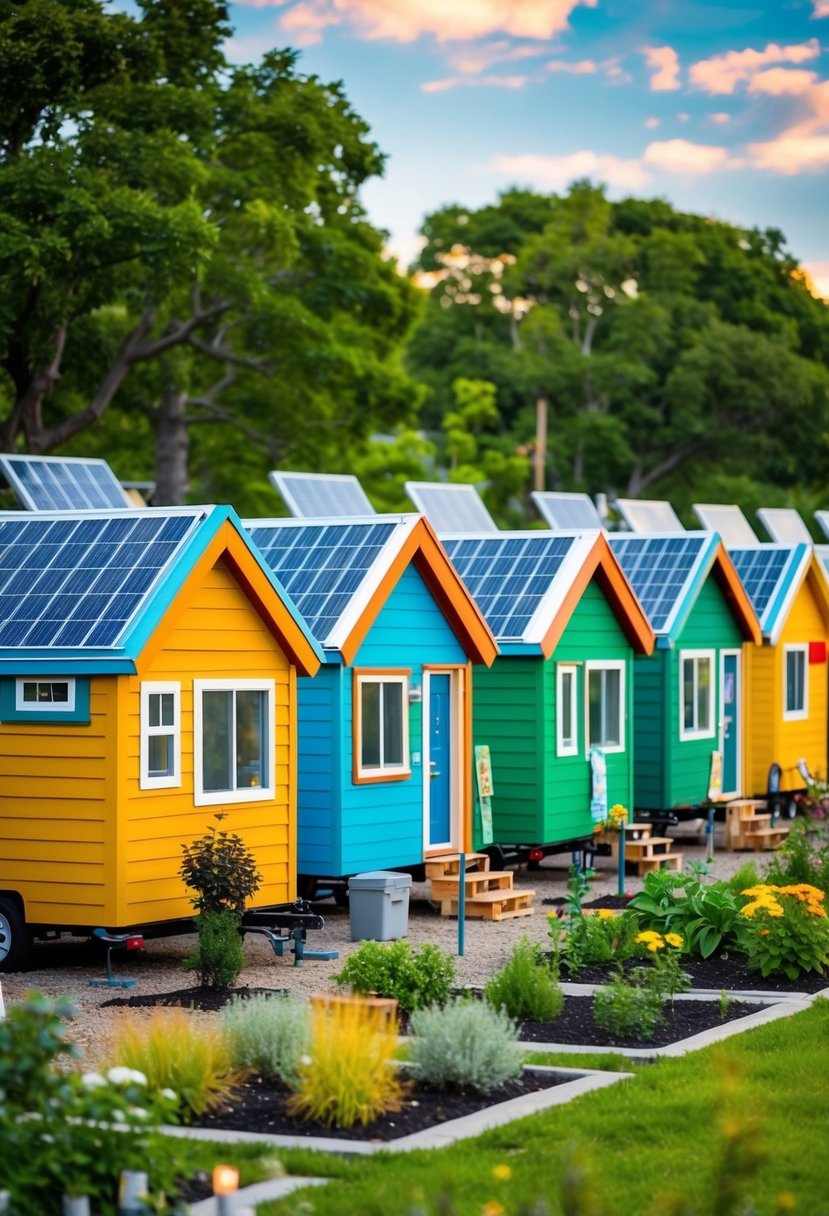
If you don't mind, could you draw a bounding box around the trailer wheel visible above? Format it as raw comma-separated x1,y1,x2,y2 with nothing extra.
0,897,33,972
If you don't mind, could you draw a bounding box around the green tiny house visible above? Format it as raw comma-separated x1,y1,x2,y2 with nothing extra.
441,532,654,853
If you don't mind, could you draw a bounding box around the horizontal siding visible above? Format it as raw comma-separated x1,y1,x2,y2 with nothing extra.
774,582,829,788
745,644,776,795
472,658,542,847
297,666,339,875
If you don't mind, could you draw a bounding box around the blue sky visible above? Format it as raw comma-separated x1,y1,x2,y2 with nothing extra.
224,0,829,292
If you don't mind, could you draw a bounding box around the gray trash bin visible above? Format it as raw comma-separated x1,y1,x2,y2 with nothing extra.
348,870,412,941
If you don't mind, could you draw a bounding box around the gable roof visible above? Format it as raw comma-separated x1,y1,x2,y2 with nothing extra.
609,532,760,647
729,543,829,644
244,514,498,667
0,506,322,676
441,530,654,658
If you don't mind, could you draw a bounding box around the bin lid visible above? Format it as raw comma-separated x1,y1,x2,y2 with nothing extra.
347,870,413,891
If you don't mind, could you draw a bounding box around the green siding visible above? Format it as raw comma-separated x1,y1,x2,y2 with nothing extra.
631,653,667,810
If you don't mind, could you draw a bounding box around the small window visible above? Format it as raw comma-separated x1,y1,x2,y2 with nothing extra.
16,679,75,712
680,650,715,740
194,680,274,805
585,661,625,753
556,664,578,757
783,646,808,720
354,671,410,782
140,682,181,790
0,677,89,723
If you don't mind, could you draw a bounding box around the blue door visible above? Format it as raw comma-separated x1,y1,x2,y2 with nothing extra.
721,652,740,796
428,674,452,846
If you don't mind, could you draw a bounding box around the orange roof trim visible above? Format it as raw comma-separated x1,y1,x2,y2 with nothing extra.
710,541,762,646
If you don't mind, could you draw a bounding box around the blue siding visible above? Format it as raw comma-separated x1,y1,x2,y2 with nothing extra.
297,564,468,877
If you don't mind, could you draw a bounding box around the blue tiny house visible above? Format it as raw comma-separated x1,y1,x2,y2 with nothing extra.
244,516,497,892
608,533,762,811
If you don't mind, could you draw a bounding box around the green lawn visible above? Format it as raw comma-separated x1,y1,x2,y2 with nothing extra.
235,999,829,1216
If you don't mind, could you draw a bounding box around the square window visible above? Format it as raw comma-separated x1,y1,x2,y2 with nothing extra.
16,679,75,712
354,672,410,782
194,680,273,805
585,662,625,753
679,651,715,740
140,683,181,790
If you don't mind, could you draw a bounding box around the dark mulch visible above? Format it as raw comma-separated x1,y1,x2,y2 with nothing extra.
101,985,288,1010
189,1069,568,1141
515,993,759,1046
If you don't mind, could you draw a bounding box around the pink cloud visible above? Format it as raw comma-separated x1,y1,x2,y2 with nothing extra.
812,0,829,16
645,116,660,129
710,112,730,124
643,139,734,174
689,39,820,95
274,0,599,46
545,58,598,74
422,73,530,92
747,67,819,96
491,150,650,189
745,79,829,172
806,260,829,299
447,41,544,74
644,46,681,91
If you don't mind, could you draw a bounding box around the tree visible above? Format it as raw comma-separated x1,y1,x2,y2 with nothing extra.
0,0,420,504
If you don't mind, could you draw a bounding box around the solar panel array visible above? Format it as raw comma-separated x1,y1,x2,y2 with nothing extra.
404,482,497,533
615,499,684,533
609,535,707,632
0,455,132,512
0,511,201,649
440,534,576,640
815,511,829,541
756,507,812,545
245,520,397,641
692,504,758,547
531,491,602,530
268,471,375,519
728,547,793,621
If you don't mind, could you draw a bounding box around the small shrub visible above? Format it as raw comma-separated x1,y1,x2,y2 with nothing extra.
105,1008,239,1121
764,821,829,896
180,812,262,916
484,935,564,1022
184,907,246,989
335,939,456,1013
287,996,406,1128
739,882,829,979
559,907,641,974
592,967,665,1040
629,870,750,959
634,930,691,1003
725,861,761,895
409,999,523,1094
223,993,311,1087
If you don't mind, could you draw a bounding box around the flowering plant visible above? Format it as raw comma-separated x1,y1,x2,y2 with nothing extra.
594,803,628,833
634,930,690,1002
739,883,829,979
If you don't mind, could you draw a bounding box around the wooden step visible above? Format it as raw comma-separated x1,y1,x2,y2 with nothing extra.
424,852,490,879
430,870,514,901
623,836,675,860
440,889,536,921
742,827,790,851
628,852,684,875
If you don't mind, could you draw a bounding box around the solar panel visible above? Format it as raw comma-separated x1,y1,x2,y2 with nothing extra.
531,491,602,530
0,509,203,650
756,508,812,545
441,534,576,640
404,482,497,533
728,547,793,621
614,499,684,533
815,511,829,541
245,520,397,641
609,535,707,632
0,455,134,512
692,504,758,547
268,471,375,519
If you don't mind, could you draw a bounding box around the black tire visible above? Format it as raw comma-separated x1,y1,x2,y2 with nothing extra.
0,896,33,972
296,876,318,902
333,886,350,908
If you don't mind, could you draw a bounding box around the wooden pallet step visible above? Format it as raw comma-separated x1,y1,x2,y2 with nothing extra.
440,889,535,921
424,852,490,878
630,852,684,874
430,871,514,900
623,836,674,858
742,827,790,851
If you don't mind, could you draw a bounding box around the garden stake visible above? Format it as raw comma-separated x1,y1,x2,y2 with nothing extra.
706,805,716,861
617,822,626,897
458,851,465,956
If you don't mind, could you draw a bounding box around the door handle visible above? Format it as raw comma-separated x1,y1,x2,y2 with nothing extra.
430,761,441,779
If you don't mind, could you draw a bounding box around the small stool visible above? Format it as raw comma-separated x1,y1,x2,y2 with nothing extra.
89,928,144,988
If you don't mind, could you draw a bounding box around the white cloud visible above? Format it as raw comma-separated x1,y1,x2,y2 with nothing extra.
545,58,598,74
643,139,735,174
747,68,819,96
710,112,730,124
644,46,681,91
645,116,660,129
812,0,829,17
689,39,820,95
491,150,650,189
745,79,829,172
422,73,530,92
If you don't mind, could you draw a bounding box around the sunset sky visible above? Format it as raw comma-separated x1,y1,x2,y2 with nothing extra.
223,1,828,292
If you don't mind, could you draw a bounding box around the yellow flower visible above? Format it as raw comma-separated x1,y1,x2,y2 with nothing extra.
664,933,684,948
647,940,665,952
776,1193,797,1212
481,1203,505,1216
596,908,617,920
492,1164,512,1182
635,930,662,944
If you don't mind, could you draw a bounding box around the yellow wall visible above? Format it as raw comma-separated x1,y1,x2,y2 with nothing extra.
744,574,829,794
0,556,297,931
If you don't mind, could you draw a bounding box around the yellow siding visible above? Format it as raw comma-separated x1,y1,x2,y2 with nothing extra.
120,557,295,926
0,680,119,924
744,642,777,795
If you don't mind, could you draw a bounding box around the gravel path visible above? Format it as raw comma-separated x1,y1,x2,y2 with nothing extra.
0,838,757,1065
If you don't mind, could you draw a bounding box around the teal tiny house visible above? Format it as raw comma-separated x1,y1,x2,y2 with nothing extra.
244,516,497,893
440,531,654,856
609,532,761,811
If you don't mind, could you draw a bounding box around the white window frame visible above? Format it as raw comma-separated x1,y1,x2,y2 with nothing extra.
585,660,625,754
15,678,76,713
354,671,411,782
193,678,274,806
783,645,808,721
679,649,716,741
556,664,579,757
140,682,181,791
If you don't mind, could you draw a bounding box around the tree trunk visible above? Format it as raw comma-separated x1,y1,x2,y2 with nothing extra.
534,395,548,493
154,386,190,505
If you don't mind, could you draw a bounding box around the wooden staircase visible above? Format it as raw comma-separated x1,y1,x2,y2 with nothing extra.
425,852,535,921
596,823,684,876
724,800,790,851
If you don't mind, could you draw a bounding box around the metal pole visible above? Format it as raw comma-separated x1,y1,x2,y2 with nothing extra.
706,805,716,861
458,852,465,957
617,823,626,897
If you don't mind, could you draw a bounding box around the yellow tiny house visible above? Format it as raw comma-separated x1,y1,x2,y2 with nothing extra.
0,507,321,969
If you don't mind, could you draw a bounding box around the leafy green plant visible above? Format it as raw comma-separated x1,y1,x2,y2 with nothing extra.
408,999,523,1094
184,907,247,989
288,996,406,1128
739,882,829,979
629,870,750,959
335,939,456,1013
180,813,262,916
223,993,311,1087
718,989,732,1019
634,930,691,1004
105,1007,240,1121
559,906,642,975
592,967,665,1040
485,935,564,1021
764,821,829,896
